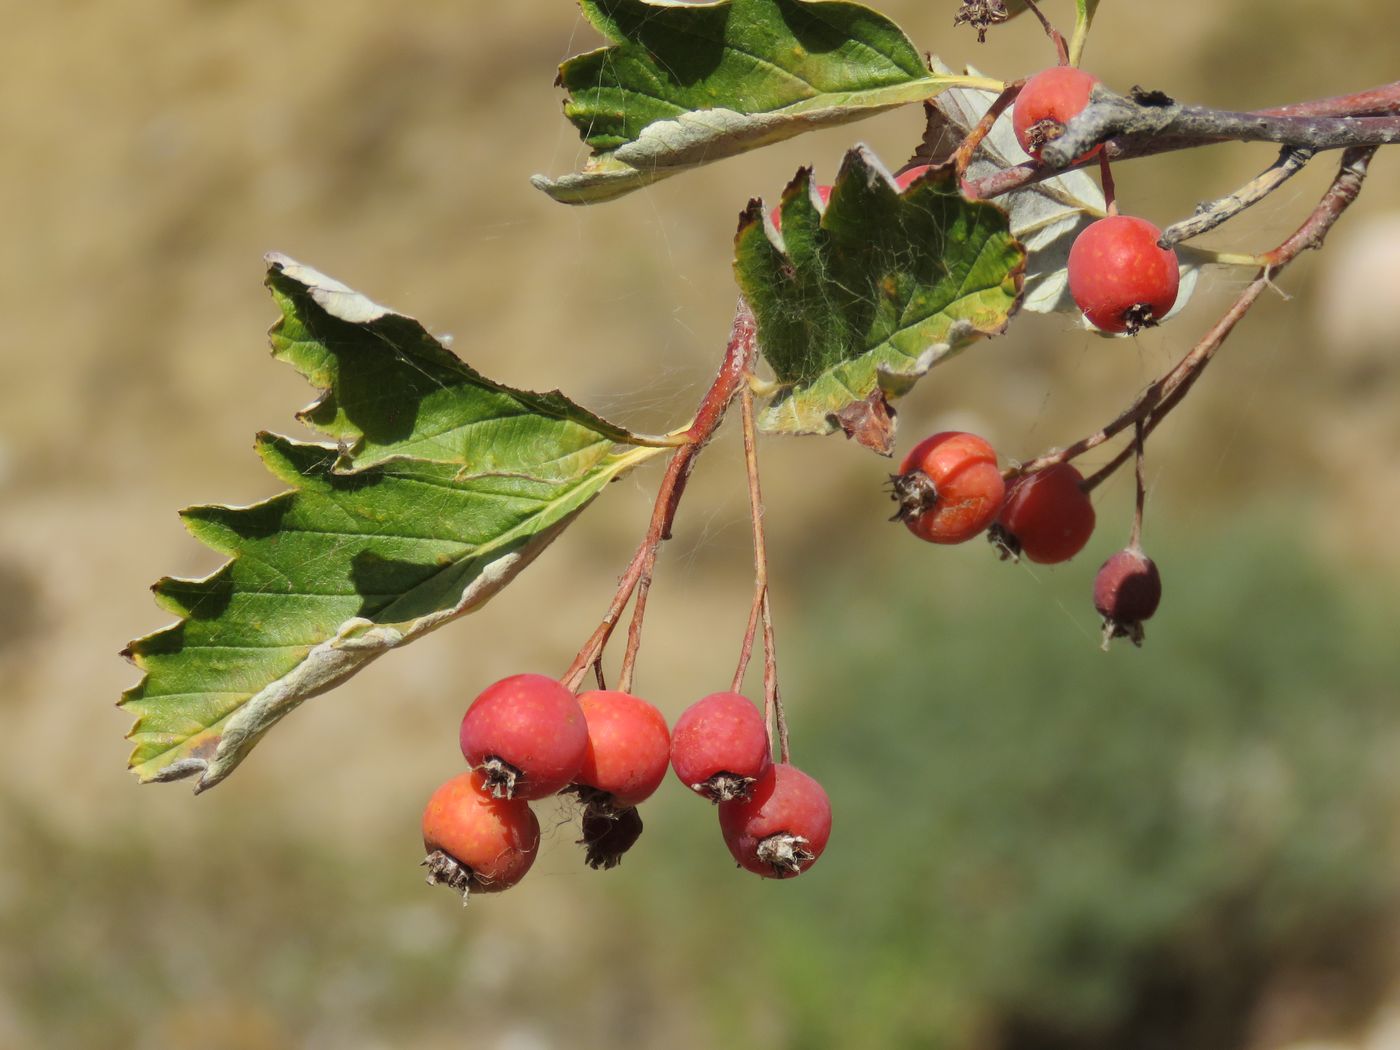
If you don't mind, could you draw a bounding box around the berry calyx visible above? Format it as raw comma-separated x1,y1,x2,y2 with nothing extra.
579,805,645,871
1094,547,1163,648
459,674,588,800
573,690,672,809
891,431,1006,544
1068,215,1181,334
1012,66,1103,163
670,692,772,802
992,463,1096,564
421,771,540,903
718,764,832,879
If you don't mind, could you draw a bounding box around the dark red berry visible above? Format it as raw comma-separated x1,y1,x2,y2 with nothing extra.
670,692,771,802
459,674,588,800
1013,66,1103,163
421,771,540,903
891,431,1006,544
1094,547,1162,647
993,464,1096,564
574,690,671,809
1068,215,1180,333
718,764,832,879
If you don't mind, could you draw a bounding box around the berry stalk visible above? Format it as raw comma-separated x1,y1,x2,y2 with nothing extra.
563,299,758,692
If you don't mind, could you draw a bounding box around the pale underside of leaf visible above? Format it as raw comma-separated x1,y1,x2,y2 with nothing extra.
534,0,1004,205
533,78,973,205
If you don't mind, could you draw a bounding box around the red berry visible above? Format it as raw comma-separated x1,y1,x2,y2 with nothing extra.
1094,547,1162,647
459,674,588,800
1012,66,1103,163
719,764,832,879
574,690,671,809
670,692,771,802
994,464,1096,564
770,183,832,232
1068,215,1180,333
891,431,1006,544
421,771,540,902
895,164,932,190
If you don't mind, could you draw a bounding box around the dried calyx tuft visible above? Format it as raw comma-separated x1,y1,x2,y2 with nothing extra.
953,0,1011,43
888,470,939,524
478,755,523,799
421,849,482,906
755,833,816,877
579,803,644,871
698,772,758,804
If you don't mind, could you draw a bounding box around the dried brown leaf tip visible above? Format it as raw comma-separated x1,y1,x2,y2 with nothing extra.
832,391,897,457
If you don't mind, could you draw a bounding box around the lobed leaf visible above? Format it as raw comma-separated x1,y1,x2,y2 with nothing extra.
532,0,995,205
121,259,664,791
735,146,1025,452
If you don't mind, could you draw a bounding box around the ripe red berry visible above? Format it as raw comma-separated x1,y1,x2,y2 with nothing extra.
895,164,932,190
891,431,1006,544
994,463,1096,564
718,764,832,879
1068,215,1181,333
1094,547,1162,647
421,771,540,902
459,674,588,800
670,692,771,802
1013,66,1103,163
770,183,832,232
574,690,671,809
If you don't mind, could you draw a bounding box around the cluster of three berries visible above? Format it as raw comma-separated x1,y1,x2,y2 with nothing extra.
894,431,1161,638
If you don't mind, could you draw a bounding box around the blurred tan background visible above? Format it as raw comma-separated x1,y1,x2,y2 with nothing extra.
3,2,1400,1048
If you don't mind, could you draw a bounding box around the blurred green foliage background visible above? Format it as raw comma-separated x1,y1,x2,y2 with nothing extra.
3,2,1400,1048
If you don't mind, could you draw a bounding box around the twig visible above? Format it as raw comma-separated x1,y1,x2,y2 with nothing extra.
731,381,787,763
1058,147,1377,493
562,300,757,692
1159,146,1314,248
950,80,1024,175
1042,86,1400,170
963,79,1400,201
1020,0,1069,66
1129,421,1146,550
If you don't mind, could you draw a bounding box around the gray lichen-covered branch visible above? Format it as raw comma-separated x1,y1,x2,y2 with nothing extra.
1042,86,1400,168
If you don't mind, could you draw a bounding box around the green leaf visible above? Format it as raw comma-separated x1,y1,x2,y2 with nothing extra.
532,0,997,205
734,146,1024,451
121,258,665,791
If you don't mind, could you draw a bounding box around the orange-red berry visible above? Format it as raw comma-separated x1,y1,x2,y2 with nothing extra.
892,431,1006,544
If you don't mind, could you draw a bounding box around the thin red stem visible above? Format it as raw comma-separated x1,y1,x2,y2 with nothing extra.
1021,0,1070,65
951,80,1024,177
731,381,787,762
1098,151,1117,215
1128,421,1145,550
561,300,756,694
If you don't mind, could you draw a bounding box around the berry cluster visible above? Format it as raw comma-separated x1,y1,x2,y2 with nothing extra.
422,676,831,903
891,431,1161,646
1014,66,1182,334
